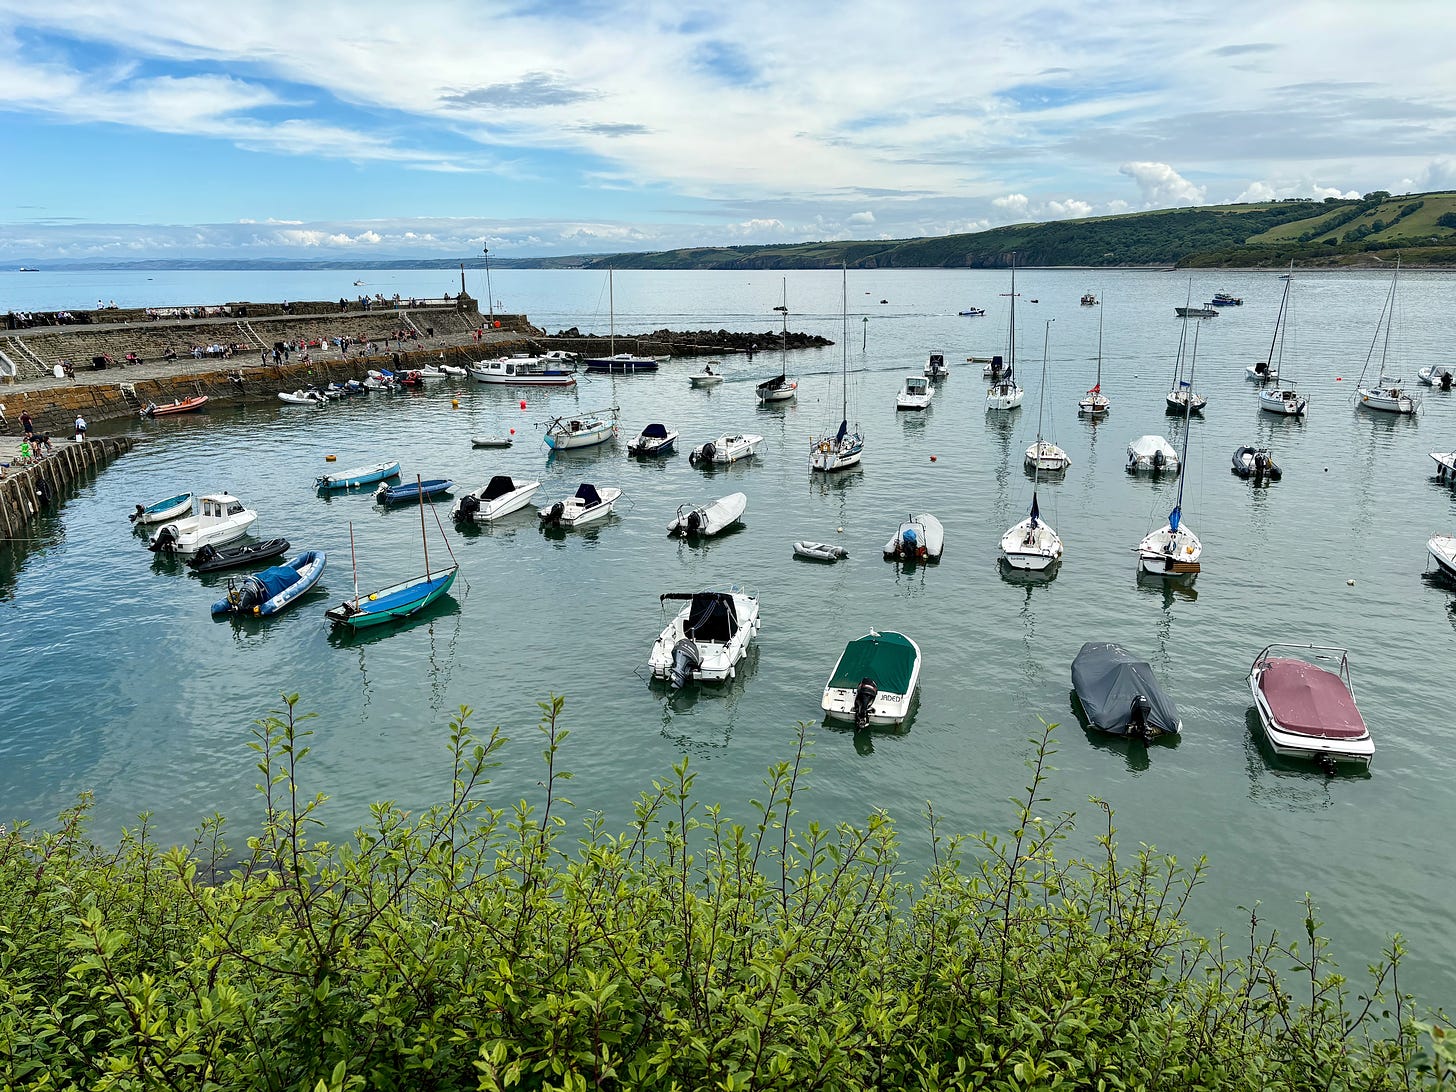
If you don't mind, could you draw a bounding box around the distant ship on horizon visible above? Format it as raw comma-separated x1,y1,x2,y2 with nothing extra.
17,266,38,272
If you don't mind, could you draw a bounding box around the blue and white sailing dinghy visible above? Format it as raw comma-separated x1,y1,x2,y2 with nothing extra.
130,492,193,525
647,588,761,688
375,478,454,506
211,550,326,618
316,460,400,491
821,630,922,729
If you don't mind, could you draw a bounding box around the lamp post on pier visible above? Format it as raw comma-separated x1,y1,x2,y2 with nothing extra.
482,245,495,327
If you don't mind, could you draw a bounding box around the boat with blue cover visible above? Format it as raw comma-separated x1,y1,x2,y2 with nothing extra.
627,422,678,456
375,478,454,505
211,550,326,617
317,460,400,490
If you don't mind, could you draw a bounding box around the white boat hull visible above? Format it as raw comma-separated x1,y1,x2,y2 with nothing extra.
809,435,863,473
1358,385,1417,414
883,514,944,561
1430,451,1456,479
545,420,617,450
451,480,540,522
470,358,578,386
1025,442,1070,471
647,592,760,685
1077,394,1110,417
1429,534,1456,580
689,374,725,388
1248,664,1374,768
538,487,622,528
1000,518,1063,570
986,384,1023,410
1258,388,1307,416
668,492,747,537
690,434,763,465
1136,524,1202,576
1418,366,1455,389
758,383,797,403
1126,436,1179,474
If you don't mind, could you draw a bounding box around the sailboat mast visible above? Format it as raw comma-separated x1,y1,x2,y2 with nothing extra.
1094,304,1103,389
1173,321,1199,518
1265,265,1292,375
348,521,360,608
1378,257,1399,379
608,269,615,357
840,265,848,425
1033,319,1052,503
1008,255,1016,381
418,473,431,579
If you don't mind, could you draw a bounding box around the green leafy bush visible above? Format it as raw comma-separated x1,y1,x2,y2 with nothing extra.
0,696,1447,1089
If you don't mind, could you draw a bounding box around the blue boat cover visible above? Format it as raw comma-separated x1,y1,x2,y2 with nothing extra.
575,483,602,507
641,423,669,438
482,475,517,500
249,565,298,600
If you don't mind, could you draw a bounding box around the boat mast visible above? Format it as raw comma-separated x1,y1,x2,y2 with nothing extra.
840,264,848,431
1171,321,1199,531
608,269,615,357
348,521,360,608
774,276,789,382
1094,303,1103,391
418,474,431,579
1378,256,1400,381
1008,254,1017,383
1264,263,1292,378
1032,318,1052,518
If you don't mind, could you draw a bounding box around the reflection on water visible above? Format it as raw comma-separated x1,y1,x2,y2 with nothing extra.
1240,708,1365,804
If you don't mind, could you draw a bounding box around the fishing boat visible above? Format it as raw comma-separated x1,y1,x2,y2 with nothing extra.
627,422,679,457
958,307,986,317
924,352,949,379
1428,534,1456,580
210,550,326,618
148,493,258,557
537,483,622,528
451,475,541,523
325,493,459,631
316,460,400,491
647,588,761,687
667,492,746,537
129,492,193,525
1166,291,1207,415
1418,365,1455,390
1248,644,1374,771
1211,292,1243,306
988,258,1025,411
470,435,514,448
883,513,944,562
757,279,799,403
896,375,934,410
141,395,209,418
689,364,725,388
793,541,848,562
1126,435,1179,474
1072,642,1181,740
376,478,453,506
1138,322,1203,579
1357,257,1419,415
810,266,865,473
186,537,290,573
689,433,763,465
582,271,661,372
468,356,578,386
1231,446,1282,481
544,408,619,451
1002,320,1065,572
1174,304,1218,319
278,388,326,405
821,630,921,729
1078,303,1110,417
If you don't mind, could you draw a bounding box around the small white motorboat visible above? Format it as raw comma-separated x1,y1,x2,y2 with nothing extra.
689,365,725,388
647,589,761,688
278,389,326,405
1248,644,1374,771
689,433,763,465
896,375,934,410
627,423,679,457
1418,365,1454,391
821,630,922,729
668,492,746,538
148,493,258,557
451,475,541,522
1025,440,1070,472
980,356,1006,377
793,541,848,562
130,492,194,525
470,435,514,448
544,409,618,451
414,366,448,382
883,513,944,562
1428,533,1456,580
439,363,469,377
924,352,949,379
1126,435,1179,474
1429,451,1456,480
538,483,622,528
1258,387,1308,416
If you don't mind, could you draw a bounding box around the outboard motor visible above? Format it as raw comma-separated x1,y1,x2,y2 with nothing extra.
1128,694,1155,742
669,638,702,689
686,509,704,534
899,526,919,559
150,525,177,555
233,578,261,613
701,441,717,463
189,544,217,569
457,494,481,520
374,482,389,503
130,503,146,523
1443,371,1453,391
543,500,565,525
1152,449,1165,471
852,678,879,731
1253,451,1268,482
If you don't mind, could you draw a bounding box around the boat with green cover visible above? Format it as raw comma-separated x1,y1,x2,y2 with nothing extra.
821,629,922,729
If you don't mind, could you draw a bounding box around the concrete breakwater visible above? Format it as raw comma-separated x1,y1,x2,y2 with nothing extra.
0,436,132,539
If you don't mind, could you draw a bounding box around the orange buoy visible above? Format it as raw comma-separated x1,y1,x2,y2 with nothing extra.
519,399,527,409
509,427,515,435
930,455,937,462
325,454,337,462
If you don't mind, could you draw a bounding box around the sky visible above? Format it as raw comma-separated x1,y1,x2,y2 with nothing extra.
2,0,1455,263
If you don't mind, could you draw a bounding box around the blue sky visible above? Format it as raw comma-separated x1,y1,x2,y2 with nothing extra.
2,0,1454,262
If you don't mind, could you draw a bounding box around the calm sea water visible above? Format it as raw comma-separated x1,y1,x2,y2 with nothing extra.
2,268,1454,1005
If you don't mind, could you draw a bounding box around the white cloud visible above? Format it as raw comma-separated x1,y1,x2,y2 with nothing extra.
847,211,875,224
1119,162,1206,208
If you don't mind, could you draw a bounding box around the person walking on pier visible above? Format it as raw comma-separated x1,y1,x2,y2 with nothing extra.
73,414,87,442
19,409,34,438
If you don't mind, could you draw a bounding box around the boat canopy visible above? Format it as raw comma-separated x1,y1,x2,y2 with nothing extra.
575,483,602,507
684,592,739,642
1129,435,1177,460
1071,642,1181,736
757,372,788,393
1258,658,1367,740
482,475,519,500
248,566,298,600
828,631,918,693
640,423,670,438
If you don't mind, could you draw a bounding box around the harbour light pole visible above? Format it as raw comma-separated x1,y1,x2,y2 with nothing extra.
483,244,495,326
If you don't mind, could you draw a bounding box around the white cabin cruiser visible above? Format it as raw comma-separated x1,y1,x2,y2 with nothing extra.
148,493,257,557
648,589,761,688
689,433,762,465
667,492,746,537
469,356,577,386
924,352,949,379
883,514,944,562
896,375,934,410
451,475,541,522
537,483,621,528
1126,435,1179,473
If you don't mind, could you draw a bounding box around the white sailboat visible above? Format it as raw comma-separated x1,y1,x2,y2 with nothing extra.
1357,256,1419,415
1077,301,1110,417
757,278,798,404
1165,289,1207,415
583,270,660,373
987,256,1024,412
1257,263,1309,416
1137,321,1203,579
809,266,865,473
1024,330,1070,471
1002,321,1065,572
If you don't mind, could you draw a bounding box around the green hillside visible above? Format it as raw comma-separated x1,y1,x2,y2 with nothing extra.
533,191,1456,271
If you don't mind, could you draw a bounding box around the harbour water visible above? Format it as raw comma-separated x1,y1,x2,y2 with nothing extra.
2,267,1454,1005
